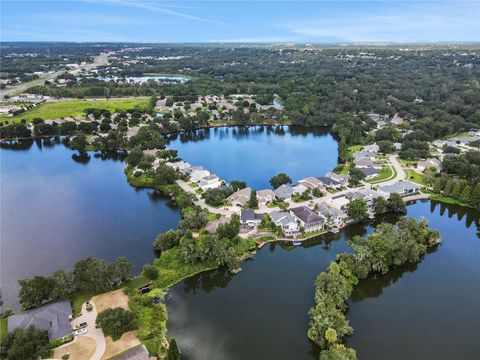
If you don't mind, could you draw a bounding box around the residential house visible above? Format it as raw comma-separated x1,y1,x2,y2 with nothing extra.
111,344,150,360
363,143,380,154
187,165,204,174
327,195,350,215
190,169,211,183
290,206,325,233
390,115,404,126
274,184,294,201
166,160,191,174
240,209,263,229
354,159,382,169
292,184,309,195
315,202,346,232
199,175,223,191
417,158,442,173
317,176,342,190
393,142,403,150
8,300,72,342
379,181,420,196
353,150,376,161
228,187,252,207
358,167,379,180
298,177,325,189
325,172,350,186
269,211,299,236
256,189,276,204
205,216,230,234
346,189,388,217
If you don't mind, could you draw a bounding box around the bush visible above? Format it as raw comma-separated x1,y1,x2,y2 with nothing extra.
143,265,159,281
96,308,137,341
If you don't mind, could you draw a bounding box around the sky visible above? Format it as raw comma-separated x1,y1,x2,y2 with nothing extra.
1,0,479,43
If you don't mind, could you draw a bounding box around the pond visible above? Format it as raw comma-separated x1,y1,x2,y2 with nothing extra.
167,126,339,189
165,200,480,360
0,139,180,309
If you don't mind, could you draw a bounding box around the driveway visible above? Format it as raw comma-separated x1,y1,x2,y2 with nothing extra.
71,301,106,360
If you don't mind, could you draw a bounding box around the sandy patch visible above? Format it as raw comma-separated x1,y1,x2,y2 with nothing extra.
100,331,141,360
92,289,129,313
53,336,96,360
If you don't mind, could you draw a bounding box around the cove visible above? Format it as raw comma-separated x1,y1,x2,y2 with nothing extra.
0,139,180,310
165,200,480,360
166,126,339,190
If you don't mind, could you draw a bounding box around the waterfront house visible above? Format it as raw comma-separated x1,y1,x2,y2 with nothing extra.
325,172,350,186
298,177,325,189
358,167,379,180
187,165,205,174
316,176,342,190
417,158,442,173
256,189,276,204
228,187,252,207
290,206,324,233
269,211,299,236
8,300,72,342
315,202,346,232
274,184,294,201
166,160,191,174
190,169,211,183
292,184,309,195
328,195,350,215
240,209,263,229
379,181,420,196
199,175,223,191
205,216,230,234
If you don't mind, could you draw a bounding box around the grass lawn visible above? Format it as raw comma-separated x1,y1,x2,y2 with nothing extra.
0,98,148,124
367,166,395,184
69,290,98,315
0,317,8,341
429,193,472,208
405,169,426,185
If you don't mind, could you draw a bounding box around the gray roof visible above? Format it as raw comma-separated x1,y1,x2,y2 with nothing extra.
358,167,378,176
379,181,419,194
8,300,72,341
112,344,150,360
241,209,263,221
270,211,296,224
291,206,324,225
317,176,341,187
274,184,293,199
316,203,344,218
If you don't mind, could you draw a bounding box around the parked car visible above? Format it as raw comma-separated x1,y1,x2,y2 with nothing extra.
75,328,88,336
73,322,87,330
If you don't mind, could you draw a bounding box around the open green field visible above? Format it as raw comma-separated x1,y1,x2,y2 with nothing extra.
0,98,148,124
367,165,396,184
405,168,426,185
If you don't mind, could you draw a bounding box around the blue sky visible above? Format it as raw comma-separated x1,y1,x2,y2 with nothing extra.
1,1,479,43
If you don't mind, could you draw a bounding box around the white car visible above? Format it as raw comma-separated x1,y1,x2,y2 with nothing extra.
75,328,88,336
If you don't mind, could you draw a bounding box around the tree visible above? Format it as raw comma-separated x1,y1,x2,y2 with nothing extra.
325,328,338,345
451,181,463,199
347,199,368,222
166,338,180,360
247,190,258,209
432,178,442,193
387,193,406,214
96,308,137,341
471,182,480,208
0,326,50,360
459,184,472,204
73,257,108,293
230,180,246,191
443,179,453,196
319,344,357,360
143,264,159,281
18,276,55,310
269,173,292,189
338,137,348,163
153,229,182,253
70,131,88,154
348,168,365,186
373,196,388,214
50,269,74,301
107,257,133,286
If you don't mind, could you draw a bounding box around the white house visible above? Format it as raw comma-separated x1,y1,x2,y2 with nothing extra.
290,206,324,233
240,209,263,229
166,160,191,174
274,184,294,201
298,177,325,189
417,158,442,173
190,169,211,183
269,211,299,236
199,175,223,191
256,189,276,204
315,202,347,232
228,187,251,207
292,184,309,195
325,172,350,186
379,181,420,196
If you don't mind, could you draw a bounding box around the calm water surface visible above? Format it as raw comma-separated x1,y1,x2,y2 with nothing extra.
0,139,180,309
167,126,338,189
166,201,480,360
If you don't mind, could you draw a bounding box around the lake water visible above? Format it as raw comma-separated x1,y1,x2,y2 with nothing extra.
167,126,339,189
166,200,480,360
0,139,180,309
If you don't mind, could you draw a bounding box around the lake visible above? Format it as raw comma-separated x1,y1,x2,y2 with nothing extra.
165,200,480,360
0,139,180,309
167,126,339,189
